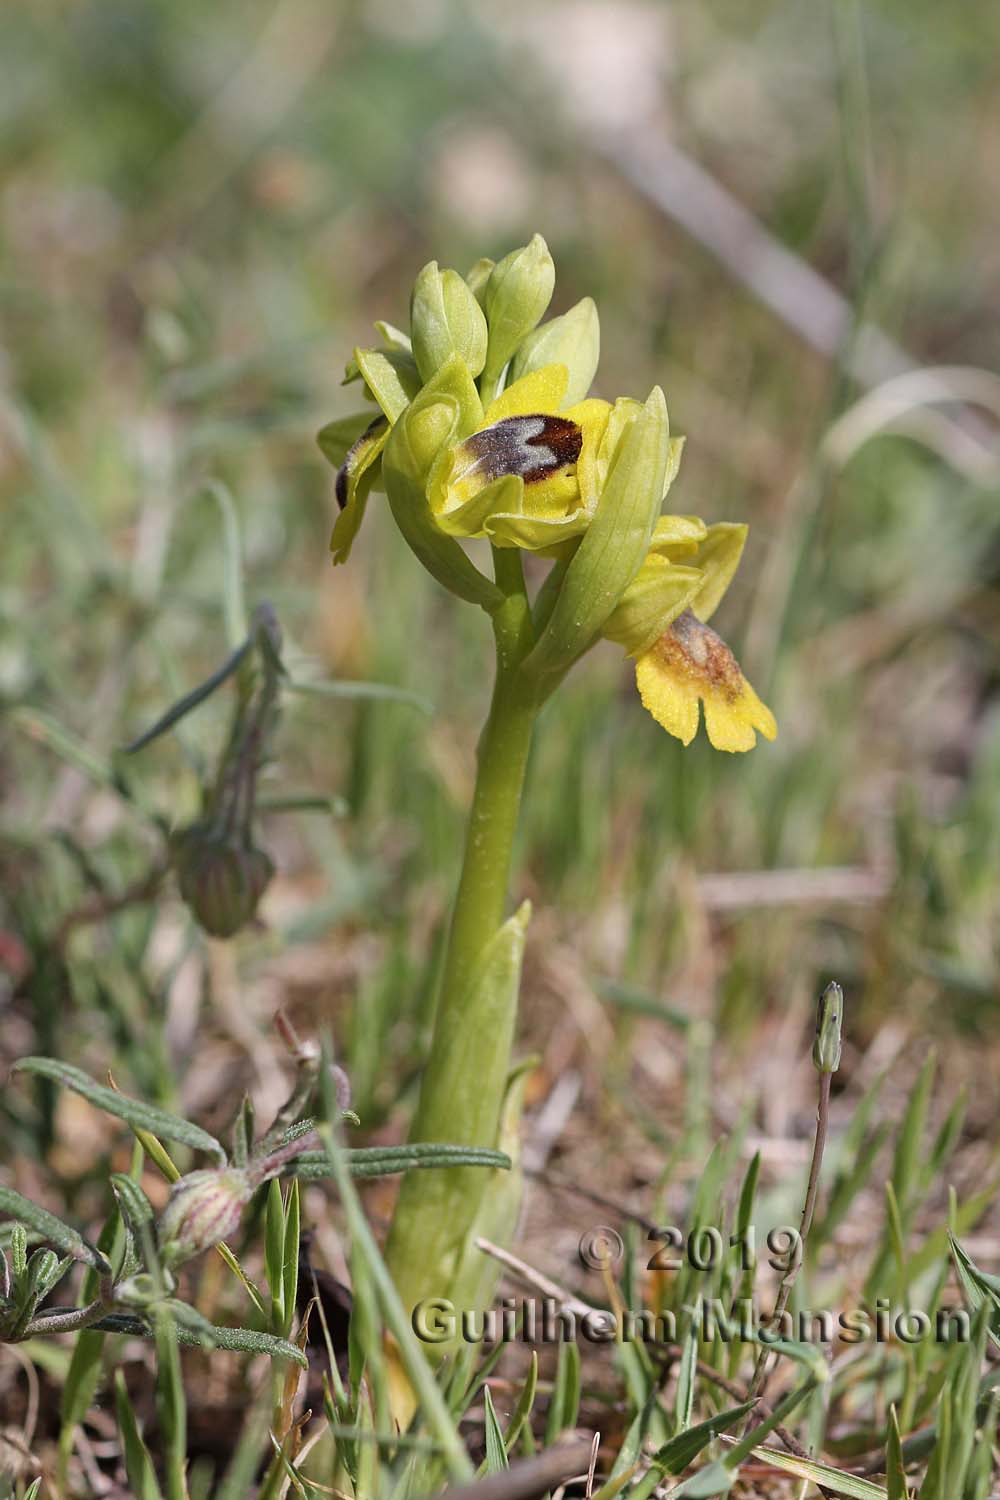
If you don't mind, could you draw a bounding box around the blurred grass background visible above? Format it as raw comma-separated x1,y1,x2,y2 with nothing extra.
2,0,999,1293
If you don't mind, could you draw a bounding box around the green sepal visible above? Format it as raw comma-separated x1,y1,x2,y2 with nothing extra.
329,416,390,565
509,296,600,407
410,262,488,384
391,355,484,487
481,234,555,393
690,522,748,622
352,347,422,422
382,359,499,610
317,412,373,470
603,557,704,657
524,385,671,685
373,320,411,353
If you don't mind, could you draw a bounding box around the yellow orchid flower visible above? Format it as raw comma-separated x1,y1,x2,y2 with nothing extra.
426,362,614,551
605,517,777,753
635,609,777,753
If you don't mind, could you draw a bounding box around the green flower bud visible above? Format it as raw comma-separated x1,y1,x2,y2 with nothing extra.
158,1168,254,1268
464,256,495,305
481,234,555,392
172,824,274,939
410,262,488,384
509,297,600,407
812,982,844,1074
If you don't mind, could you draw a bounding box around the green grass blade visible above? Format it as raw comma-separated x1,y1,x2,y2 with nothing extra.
483,1386,510,1474
114,1371,165,1500
730,1444,888,1497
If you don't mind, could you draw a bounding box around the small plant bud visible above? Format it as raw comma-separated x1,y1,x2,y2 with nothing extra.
482,234,555,389
509,296,601,406
812,982,844,1074
172,824,274,939
157,1168,253,1268
410,262,488,384
464,256,495,304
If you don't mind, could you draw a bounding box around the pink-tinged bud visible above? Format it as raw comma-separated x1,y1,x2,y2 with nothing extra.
172,825,274,939
157,1168,253,1267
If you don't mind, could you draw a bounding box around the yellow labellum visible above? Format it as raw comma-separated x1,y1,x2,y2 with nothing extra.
636,608,777,753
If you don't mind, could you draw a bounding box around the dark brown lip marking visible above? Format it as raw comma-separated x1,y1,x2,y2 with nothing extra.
335,415,388,509
460,414,582,487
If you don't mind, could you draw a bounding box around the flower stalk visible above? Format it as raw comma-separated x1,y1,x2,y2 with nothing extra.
385,548,539,1313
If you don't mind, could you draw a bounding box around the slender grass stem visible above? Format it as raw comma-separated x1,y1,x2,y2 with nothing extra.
744,1071,832,1418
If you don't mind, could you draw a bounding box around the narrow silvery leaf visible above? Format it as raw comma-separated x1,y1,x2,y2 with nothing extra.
0,1186,111,1274
292,1143,511,1180
124,638,251,752
111,1174,155,1230
14,1058,227,1164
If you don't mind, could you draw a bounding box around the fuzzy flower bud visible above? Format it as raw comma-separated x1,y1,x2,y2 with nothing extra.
157,1167,253,1268
172,824,274,939
410,262,488,384
812,982,844,1074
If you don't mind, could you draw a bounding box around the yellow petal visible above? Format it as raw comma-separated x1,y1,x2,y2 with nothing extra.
563,397,612,508
634,609,776,753
690,523,748,622
484,364,568,422
635,650,700,745
649,513,708,557
485,503,591,551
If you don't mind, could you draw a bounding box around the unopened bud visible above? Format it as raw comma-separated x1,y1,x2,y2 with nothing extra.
464,257,495,305
410,262,488,384
172,824,274,939
482,234,555,389
157,1168,253,1267
509,296,600,406
812,982,844,1074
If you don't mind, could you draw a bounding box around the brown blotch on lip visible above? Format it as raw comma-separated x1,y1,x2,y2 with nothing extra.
660,609,744,701
460,413,582,487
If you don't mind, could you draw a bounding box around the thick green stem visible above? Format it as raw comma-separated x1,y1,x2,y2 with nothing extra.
385,551,537,1315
